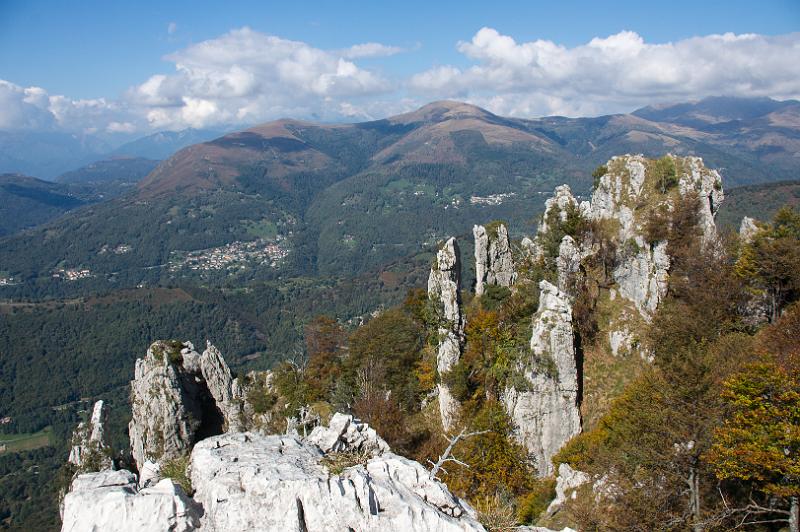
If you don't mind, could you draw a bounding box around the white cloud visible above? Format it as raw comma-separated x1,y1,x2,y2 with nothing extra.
341,42,404,59
167,22,177,35
1,28,798,135
0,81,56,129
410,28,800,116
126,27,395,129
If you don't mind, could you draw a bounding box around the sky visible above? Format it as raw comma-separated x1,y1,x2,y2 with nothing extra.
0,0,798,136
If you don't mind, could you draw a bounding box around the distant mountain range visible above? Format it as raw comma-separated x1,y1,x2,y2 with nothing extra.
0,128,223,179
1,97,798,297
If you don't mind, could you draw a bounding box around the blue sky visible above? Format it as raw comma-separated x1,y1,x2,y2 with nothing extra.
0,0,798,133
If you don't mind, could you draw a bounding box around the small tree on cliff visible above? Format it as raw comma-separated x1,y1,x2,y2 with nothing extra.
706,357,800,531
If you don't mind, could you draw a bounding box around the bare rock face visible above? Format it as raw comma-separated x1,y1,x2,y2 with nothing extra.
474,223,516,296
190,432,484,532
306,412,390,455
678,156,724,246
739,216,759,243
68,400,112,472
546,463,590,514
129,340,242,470
61,470,200,532
588,154,724,318
503,281,581,477
428,237,465,430
129,341,206,469
199,341,244,432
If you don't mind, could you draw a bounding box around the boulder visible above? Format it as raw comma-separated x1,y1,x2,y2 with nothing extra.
546,463,590,514
306,412,390,455
739,216,759,243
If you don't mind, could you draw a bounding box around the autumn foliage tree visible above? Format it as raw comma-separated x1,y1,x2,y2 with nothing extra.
706,356,800,531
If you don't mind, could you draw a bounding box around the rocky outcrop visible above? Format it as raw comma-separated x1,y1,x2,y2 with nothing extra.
538,185,589,237
191,432,483,531
586,154,724,318
199,341,244,432
677,156,724,245
306,412,390,455
556,235,583,293
129,341,206,469
503,281,581,477
63,338,485,532
128,340,243,470
61,470,200,532
428,237,464,430
739,216,759,243
474,223,516,296
68,400,112,471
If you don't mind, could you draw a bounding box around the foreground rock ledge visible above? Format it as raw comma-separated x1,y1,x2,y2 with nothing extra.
192,432,483,531
61,429,485,531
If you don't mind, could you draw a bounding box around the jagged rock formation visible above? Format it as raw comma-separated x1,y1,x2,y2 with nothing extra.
306,412,390,455
61,470,200,532
67,400,112,471
503,281,581,477
199,341,245,432
129,340,243,470
428,237,464,430
739,216,759,243
537,185,590,239
589,155,723,316
474,223,516,295
62,404,482,530
191,432,483,531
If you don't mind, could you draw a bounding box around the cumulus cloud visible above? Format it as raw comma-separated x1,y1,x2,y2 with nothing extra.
0,79,139,133
1,27,798,135
125,27,395,129
410,28,800,116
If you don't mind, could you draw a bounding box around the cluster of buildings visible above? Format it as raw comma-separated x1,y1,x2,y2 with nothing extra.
52,268,93,281
169,238,289,272
469,192,517,205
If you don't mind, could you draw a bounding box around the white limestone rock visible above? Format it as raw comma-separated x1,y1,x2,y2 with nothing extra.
739,216,759,243
200,341,245,432
546,463,590,514
556,235,582,293
306,412,390,456
428,237,465,430
503,281,581,477
678,156,724,245
190,432,484,532
61,470,200,532
613,239,670,317
128,341,206,469
538,185,581,236
608,328,634,357
68,400,112,471
474,223,516,296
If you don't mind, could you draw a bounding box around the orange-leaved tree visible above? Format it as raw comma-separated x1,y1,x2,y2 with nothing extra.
706,355,800,531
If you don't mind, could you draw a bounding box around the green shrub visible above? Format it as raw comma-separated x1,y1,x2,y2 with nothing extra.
161,455,192,494
591,165,608,190
651,156,677,194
